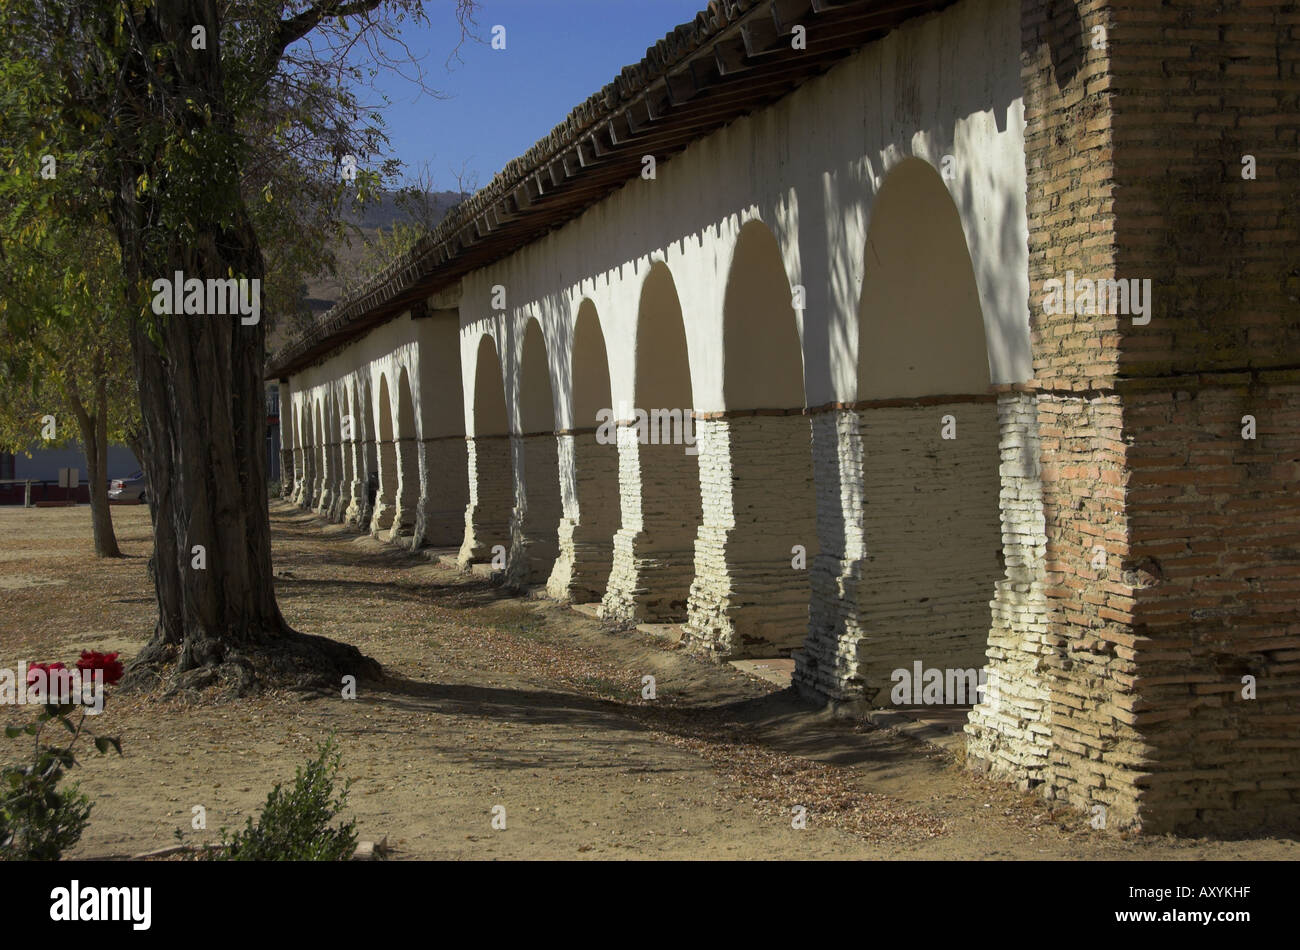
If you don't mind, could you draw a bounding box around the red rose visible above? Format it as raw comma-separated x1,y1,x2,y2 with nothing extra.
27,662,77,700
27,661,66,682
76,650,124,686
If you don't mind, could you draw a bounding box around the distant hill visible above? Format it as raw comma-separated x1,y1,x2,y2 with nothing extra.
273,188,465,354
343,189,465,232
303,188,465,313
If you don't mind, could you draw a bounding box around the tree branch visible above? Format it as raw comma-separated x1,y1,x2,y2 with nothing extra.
273,0,388,62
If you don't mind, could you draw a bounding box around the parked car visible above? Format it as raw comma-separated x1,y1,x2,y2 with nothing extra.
109,471,148,503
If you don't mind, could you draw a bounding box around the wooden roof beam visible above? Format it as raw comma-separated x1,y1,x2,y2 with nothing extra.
713,37,750,76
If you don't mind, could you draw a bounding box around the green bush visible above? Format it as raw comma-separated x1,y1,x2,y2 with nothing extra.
217,736,357,861
0,759,93,861
1,669,123,862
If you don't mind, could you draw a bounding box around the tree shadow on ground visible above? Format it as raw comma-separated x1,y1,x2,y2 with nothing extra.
274,575,513,611
367,668,928,779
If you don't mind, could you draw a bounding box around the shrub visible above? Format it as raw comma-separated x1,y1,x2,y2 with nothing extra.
1,653,123,861
0,753,94,861
217,736,357,861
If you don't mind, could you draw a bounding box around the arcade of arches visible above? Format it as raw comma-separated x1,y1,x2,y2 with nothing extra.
273,0,1300,838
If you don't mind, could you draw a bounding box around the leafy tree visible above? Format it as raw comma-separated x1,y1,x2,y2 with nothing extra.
0,0,475,693
0,223,139,558
336,219,422,296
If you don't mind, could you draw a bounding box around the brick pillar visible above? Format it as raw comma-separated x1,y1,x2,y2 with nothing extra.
371,439,397,534
794,401,1002,708
389,435,419,540
548,431,619,602
299,445,315,509
600,423,702,624
291,448,307,506
794,409,869,710
685,413,818,658
860,400,1001,691
458,436,513,567
508,433,562,587
315,439,335,517
414,437,469,548
965,390,1052,785
279,450,292,497
359,439,377,529
344,438,365,528
329,439,348,523
1011,0,1145,831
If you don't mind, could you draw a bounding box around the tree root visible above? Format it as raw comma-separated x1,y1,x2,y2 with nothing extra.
121,629,383,701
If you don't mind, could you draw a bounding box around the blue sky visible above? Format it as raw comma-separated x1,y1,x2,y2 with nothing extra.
364,0,707,192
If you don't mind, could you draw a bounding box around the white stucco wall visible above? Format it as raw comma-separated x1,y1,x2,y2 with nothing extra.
451,0,1027,436
286,311,463,450
291,0,1028,443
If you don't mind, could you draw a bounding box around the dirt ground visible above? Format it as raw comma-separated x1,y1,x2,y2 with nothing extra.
1,502,1296,860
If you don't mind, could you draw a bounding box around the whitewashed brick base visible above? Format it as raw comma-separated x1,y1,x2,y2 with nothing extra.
964,392,1052,786
548,433,619,602
388,435,420,540
292,449,309,507
795,401,1003,709
796,409,870,707
854,401,1001,689
370,440,397,534
414,438,469,547
600,424,702,622
507,433,562,586
328,440,348,522
685,414,818,657
315,442,337,518
458,436,514,567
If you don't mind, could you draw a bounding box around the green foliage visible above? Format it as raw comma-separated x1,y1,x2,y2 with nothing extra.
0,228,138,459
337,221,424,297
0,765,93,862
0,704,123,861
217,736,357,861
0,6,140,461
0,0,462,351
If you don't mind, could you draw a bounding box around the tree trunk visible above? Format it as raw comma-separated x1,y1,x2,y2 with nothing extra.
108,0,379,695
66,382,121,558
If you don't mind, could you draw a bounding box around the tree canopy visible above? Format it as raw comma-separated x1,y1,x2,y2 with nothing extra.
0,0,476,691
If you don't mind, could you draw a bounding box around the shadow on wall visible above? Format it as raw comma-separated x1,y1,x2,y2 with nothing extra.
1047,0,1086,91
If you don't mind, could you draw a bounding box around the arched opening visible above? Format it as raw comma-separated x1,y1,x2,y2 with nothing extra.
514,319,562,584
603,262,702,622
314,396,331,516
392,365,420,539
686,219,818,658
458,333,514,565
473,335,509,436
299,401,314,508
414,315,470,547
853,157,1001,706
556,299,618,601
330,389,347,521
342,380,362,526
372,373,397,533
360,375,377,528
